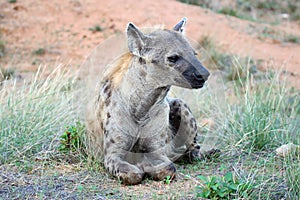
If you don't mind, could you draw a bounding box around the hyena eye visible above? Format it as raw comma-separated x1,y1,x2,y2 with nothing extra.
167,55,180,63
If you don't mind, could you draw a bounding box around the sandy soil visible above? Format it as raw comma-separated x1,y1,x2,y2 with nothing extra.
1,0,300,87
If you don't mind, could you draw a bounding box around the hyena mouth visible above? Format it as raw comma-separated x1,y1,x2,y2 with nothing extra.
182,71,206,89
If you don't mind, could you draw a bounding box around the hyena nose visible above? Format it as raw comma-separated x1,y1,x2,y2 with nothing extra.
193,72,203,80
195,67,210,81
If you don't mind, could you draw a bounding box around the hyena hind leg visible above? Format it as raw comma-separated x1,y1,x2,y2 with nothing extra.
167,98,220,162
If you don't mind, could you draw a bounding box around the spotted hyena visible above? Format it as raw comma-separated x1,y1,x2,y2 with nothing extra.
86,18,216,185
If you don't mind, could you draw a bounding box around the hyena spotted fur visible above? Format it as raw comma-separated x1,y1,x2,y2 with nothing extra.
86,18,218,185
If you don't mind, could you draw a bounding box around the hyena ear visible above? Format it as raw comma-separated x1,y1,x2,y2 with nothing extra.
173,17,187,33
126,23,147,57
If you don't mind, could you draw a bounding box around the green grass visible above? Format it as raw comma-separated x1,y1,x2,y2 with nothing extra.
284,154,300,199
223,67,300,151
192,55,299,151
59,121,86,153
0,66,81,164
196,171,255,199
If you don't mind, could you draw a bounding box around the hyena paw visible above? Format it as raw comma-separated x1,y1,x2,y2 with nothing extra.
150,162,176,181
140,155,177,181
116,163,144,185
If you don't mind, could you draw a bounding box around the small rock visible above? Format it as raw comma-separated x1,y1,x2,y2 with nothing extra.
280,13,289,20
276,143,300,157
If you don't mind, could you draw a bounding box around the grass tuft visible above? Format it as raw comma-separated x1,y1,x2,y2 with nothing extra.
89,25,105,33
0,67,15,82
284,154,300,199
32,48,46,55
222,64,300,151
284,34,300,43
0,66,82,164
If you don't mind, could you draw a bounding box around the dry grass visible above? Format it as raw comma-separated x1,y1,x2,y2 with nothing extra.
0,65,81,164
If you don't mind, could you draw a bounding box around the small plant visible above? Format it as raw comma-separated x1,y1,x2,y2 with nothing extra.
59,121,85,152
89,25,104,33
218,7,238,17
8,0,17,3
33,48,46,55
176,0,203,6
196,172,254,199
284,34,300,43
164,175,172,185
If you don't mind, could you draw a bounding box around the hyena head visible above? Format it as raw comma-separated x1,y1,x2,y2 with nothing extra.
126,17,210,89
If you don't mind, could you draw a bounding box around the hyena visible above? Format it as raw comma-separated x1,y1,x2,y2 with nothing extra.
86,18,215,185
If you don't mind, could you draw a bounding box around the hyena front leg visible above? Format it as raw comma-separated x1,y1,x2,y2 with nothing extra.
103,132,144,185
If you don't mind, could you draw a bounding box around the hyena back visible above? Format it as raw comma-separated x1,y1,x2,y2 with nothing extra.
86,18,211,185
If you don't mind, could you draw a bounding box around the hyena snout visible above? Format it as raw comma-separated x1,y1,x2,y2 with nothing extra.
183,63,210,89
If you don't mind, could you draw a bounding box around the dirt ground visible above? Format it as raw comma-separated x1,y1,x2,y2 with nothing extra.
1,0,300,87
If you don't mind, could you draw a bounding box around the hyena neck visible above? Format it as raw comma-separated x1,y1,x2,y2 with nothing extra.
130,86,170,121
119,57,170,121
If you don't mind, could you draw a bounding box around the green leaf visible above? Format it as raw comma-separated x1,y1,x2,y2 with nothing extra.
217,190,225,197
210,176,217,183
212,185,219,191
229,184,238,191
203,189,211,198
197,175,208,182
224,172,233,182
